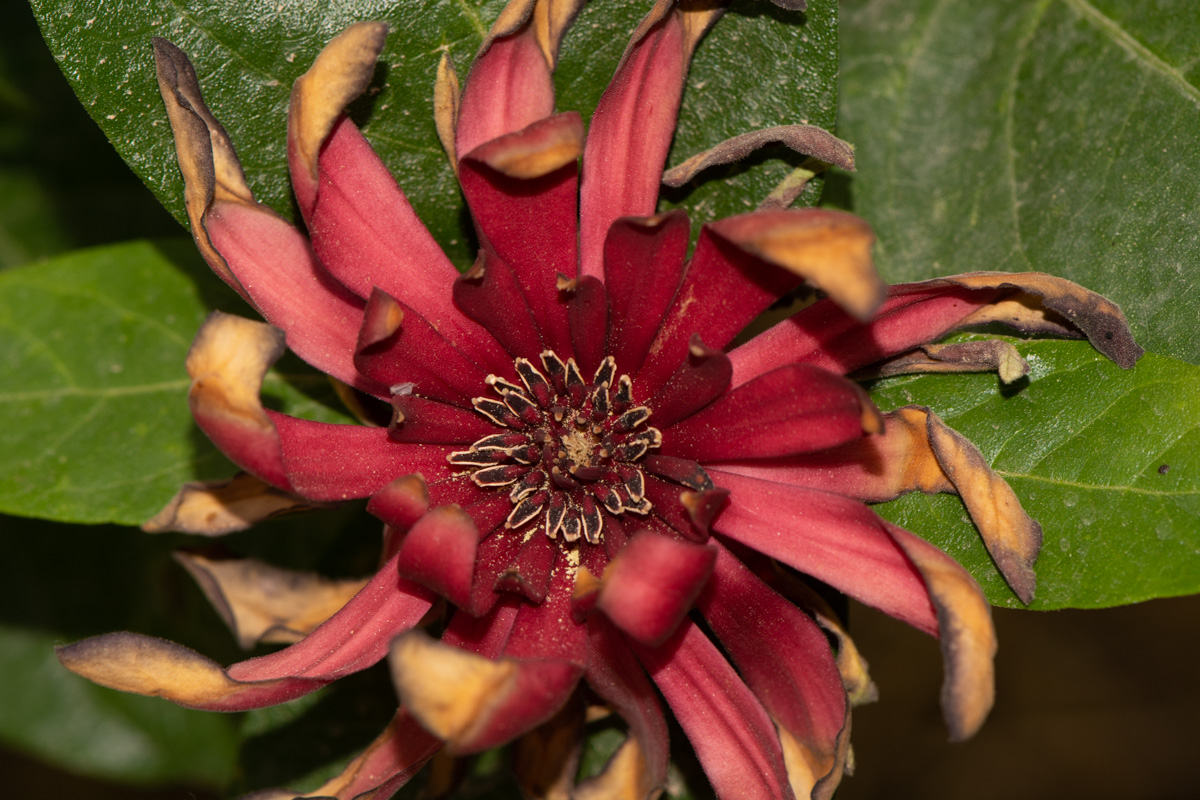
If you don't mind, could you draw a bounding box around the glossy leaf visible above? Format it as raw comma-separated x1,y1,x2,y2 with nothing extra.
870,336,1200,609
31,0,837,268
838,0,1200,364
0,240,356,525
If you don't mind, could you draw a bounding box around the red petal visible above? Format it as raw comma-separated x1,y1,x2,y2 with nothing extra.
708,469,938,635
396,506,481,609
730,286,994,385
597,532,715,646
636,225,801,395
299,710,441,800
390,394,498,444
648,335,732,428
632,620,795,800
367,474,430,532
602,211,690,377
503,562,589,666
579,9,688,278
203,201,376,393
698,543,847,785
453,249,545,359
660,364,869,462
355,288,492,405
456,19,555,161
269,411,453,501
494,532,556,604
567,275,610,377
443,599,521,659
459,113,583,357
585,617,669,792
226,549,435,687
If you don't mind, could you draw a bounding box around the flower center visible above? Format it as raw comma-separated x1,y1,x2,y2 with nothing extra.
449,351,660,545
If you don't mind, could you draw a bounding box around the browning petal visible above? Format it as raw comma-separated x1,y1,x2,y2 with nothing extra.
572,736,660,800
925,272,1143,369
434,52,462,170
143,473,316,535
856,340,1030,384
152,38,252,292
777,713,851,800
512,692,584,800
174,551,369,649
707,209,885,322
883,525,997,740
463,111,584,179
663,124,855,188
289,21,389,181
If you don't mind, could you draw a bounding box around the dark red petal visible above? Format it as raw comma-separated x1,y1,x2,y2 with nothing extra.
602,211,690,377
367,473,430,532
699,542,847,793
442,599,521,659
269,411,453,501
642,477,710,542
567,275,610,377
456,17,555,161
396,506,481,609
637,225,801,395
494,532,556,604
204,201,377,393
660,364,869,462
708,469,938,636
584,617,669,793
225,549,435,688
632,620,795,800
459,113,583,357
453,249,545,359
468,529,529,617
503,562,589,666
648,335,732,428
579,6,702,278
293,710,441,799
729,286,995,385
597,533,715,646
389,394,498,444
355,288,493,405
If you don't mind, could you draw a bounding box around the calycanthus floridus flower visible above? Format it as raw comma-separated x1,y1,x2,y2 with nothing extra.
58,1,1143,798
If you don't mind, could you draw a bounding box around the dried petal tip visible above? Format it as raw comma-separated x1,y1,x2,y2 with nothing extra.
708,209,885,322
663,124,854,188
290,21,389,181
143,473,315,536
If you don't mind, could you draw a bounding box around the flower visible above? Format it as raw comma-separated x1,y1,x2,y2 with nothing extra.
57,1,1142,798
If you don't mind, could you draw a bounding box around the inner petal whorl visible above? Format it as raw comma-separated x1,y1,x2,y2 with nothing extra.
448,351,662,545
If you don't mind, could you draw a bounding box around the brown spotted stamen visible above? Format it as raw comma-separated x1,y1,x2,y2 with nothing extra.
449,352,660,544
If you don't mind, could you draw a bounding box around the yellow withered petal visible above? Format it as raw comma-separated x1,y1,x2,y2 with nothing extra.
572,736,660,800
143,473,314,536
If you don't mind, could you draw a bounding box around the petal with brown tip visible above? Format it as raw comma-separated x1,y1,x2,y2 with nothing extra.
142,472,317,535
663,124,856,188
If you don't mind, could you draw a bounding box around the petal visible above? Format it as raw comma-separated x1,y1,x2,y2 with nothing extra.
286,23,508,369
458,113,583,355
632,619,795,800
142,473,318,535
295,710,440,800
455,0,571,159
578,0,722,278
603,211,691,378
660,364,877,462
565,274,610,376
854,339,1030,384
715,407,1042,604
270,411,454,501
596,532,716,646
395,506,481,609
389,394,498,444
174,551,368,649
513,693,584,800
581,616,669,798
203,200,374,391
708,470,938,635
647,335,733,428
663,124,856,188
389,630,583,754
883,522,997,740
453,249,545,359
698,543,848,800
704,209,884,323
502,556,590,665
186,312,290,490
367,473,431,532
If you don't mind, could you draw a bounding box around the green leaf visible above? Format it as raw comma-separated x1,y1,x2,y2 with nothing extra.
869,336,1200,609
31,0,837,269
838,0,1200,364
0,240,355,525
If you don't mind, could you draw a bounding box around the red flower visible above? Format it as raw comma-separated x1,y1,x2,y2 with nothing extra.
59,2,1141,798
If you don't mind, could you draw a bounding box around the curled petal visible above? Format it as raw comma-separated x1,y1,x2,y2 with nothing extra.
453,250,545,359
396,506,481,610
632,620,794,800
706,209,884,323
663,124,855,187
596,532,716,646
175,551,368,649
579,0,723,278
513,693,584,800
186,312,289,489
152,38,253,299
142,473,317,535
434,51,461,169
856,339,1030,384
649,335,733,428
368,473,431,532
390,631,583,754
883,522,997,741
295,710,441,800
